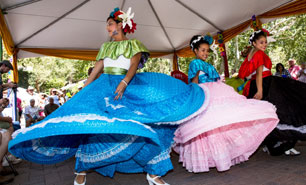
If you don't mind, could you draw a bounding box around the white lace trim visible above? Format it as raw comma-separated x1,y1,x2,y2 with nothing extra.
277,124,306,133
105,97,125,110
154,85,210,125
147,147,171,165
105,97,146,115
76,135,138,163
133,111,145,115
32,139,70,156
12,114,156,138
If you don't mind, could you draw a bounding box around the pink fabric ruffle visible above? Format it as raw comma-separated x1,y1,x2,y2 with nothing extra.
173,81,278,173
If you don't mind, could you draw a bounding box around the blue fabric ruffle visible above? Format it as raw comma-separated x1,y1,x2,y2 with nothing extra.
9,72,205,177
188,59,220,83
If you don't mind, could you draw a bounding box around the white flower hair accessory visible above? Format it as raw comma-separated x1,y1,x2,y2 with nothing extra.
118,7,134,30
109,7,137,34
190,36,202,50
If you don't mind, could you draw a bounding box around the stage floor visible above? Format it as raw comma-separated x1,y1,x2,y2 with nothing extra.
6,142,306,185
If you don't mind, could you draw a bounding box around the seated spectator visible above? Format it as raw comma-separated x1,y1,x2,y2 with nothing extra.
0,98,15,184
60,89,69,103
44,97,59,117
297,62,306,83
38,93,48,117
58,91,65,105
0,93,20,131
274,63,291,78
39,93,48,107
49,88,60,106
0,98,13,133
288,59,301,80
25,99,44,127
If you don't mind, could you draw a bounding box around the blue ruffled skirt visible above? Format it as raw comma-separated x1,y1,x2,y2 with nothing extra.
9,72,204,177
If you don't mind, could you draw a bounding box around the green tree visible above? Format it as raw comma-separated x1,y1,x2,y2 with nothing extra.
139,58,171,75
177,14,306,76
2,48,94,92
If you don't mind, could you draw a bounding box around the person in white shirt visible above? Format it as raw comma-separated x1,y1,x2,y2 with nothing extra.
25,99,44,127
23,86,39,107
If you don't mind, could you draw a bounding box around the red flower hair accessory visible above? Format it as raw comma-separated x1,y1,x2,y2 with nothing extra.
109,7,137,34
261,28,270,36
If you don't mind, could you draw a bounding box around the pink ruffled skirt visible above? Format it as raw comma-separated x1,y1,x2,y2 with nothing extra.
173,81,279,173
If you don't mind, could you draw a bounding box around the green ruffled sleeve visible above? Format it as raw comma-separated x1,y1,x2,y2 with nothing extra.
96,39,150,68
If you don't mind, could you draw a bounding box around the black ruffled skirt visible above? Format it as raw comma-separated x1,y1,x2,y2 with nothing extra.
248,76,306,155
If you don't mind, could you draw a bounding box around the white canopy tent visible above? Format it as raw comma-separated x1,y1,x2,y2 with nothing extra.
1,0,305,127
1,0,305,123
0,0,294,59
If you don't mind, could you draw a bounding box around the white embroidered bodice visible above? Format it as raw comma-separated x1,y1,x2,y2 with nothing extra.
104,55,131,70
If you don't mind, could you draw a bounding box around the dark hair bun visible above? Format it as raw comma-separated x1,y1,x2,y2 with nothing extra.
249,30,266,45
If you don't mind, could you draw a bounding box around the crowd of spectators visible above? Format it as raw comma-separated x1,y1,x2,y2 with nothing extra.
0,60,85,183
274,59,306,83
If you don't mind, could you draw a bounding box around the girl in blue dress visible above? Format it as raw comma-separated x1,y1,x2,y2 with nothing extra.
9,7,205,185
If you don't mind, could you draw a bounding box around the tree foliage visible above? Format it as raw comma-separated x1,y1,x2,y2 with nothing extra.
138,58,171,75
22,57,94,93
2,49,94,93
1,15,305,92
178,14,306,75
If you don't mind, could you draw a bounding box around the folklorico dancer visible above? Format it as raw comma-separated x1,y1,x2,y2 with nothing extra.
173,34,279,173
9,7,206,185
238,29,306,156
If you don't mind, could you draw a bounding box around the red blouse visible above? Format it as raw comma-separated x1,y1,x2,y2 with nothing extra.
238,50,272,80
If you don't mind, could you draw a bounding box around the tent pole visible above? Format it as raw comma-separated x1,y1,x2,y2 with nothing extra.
12,51,19,129
120,0,126,10
2,0,42,12
0,36,2,61
12,84,18,128
173,53,178,71
222,46,229,78
217,32,229,77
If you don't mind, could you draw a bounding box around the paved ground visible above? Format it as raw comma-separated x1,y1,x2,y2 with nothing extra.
6,142,306,185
